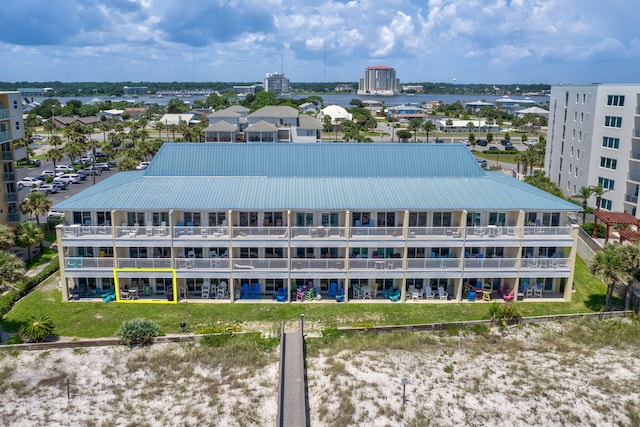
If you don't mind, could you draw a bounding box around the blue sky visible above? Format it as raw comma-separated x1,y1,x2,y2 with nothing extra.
1,0,638,84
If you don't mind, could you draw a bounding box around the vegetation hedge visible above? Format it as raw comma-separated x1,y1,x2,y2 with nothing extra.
482,150,513,155
0,256,59,318
581,223,607,239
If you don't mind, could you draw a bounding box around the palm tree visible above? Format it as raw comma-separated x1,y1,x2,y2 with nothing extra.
590,243,631,312
44,148,64,170
21,191,52,227
422,120,434,143
0,224,15,250
48,135,62,148
408,118,422,142
445,118,453,133
155,121,166,140
15,222,44,263
0,251,25,293
591,183,610,211
572,186,594,223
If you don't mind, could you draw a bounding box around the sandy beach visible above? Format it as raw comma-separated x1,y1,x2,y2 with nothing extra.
1,320,639,426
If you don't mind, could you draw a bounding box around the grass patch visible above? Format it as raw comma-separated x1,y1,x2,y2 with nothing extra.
1,256,609,338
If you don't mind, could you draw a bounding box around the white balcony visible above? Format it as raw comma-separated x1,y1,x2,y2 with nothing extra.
290,259,345,270
520,257,570,270
232,226,287,239
65,257,115,269
406,258,460,270
290,226,346,239
408,226,463,240
463,257,518,270
117,258,173,269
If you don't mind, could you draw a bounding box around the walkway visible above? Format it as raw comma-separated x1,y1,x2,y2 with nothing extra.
277,320,308,427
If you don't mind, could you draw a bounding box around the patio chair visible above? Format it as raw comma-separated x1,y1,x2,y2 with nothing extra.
251,283,261,298
305,288,315,301
296,287,306,302
503,289,515,302
217,281,228,299
328,282,338,298
482,290,492,302
276,288,287,302
202,282,210,299
335,287,345,302
466,290,476,302
388,288,401,302
437,287,448,300
424,287,435,299
534,282,543,297
242,283,250,299
352,284,362,299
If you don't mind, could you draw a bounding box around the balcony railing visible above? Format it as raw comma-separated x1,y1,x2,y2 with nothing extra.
231,258,288,270
290,259,345,270
0,130,10,144
463,258,518,269
0,108,8,120
174,258,231,270
349,226,405,239
520,257,570,269
231,226,287,239
406,258,460,270
522,226,572,237
625,194,638,203
117,258,173,269
65,257,115,269
349,258,402,270
290,226,346,238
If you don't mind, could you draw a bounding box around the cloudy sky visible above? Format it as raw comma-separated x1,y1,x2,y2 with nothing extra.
1,0,637,84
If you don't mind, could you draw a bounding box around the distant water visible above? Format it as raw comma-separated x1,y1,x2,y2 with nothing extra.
31,93,549,108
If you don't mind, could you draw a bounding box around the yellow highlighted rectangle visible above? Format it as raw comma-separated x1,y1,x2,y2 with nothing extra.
113,268,177,304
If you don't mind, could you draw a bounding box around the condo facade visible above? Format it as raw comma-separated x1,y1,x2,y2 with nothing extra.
263,72,290,96
53,143,579,304
0,91,28,224
357,66,400,96
546,84,640,215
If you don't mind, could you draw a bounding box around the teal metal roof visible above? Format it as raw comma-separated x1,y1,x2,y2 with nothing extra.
144,143,485,178
53,144,579,212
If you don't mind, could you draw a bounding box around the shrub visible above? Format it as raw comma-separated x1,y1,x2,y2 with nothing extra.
0,256,59,318
116,318,160,346
488,303,522,326
581,222,606,238
19,314,56,342
194,324,242,335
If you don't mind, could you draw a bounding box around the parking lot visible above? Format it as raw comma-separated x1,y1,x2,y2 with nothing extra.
24,162,117,208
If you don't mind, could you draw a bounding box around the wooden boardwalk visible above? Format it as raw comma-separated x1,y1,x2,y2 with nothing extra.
277,320,308,427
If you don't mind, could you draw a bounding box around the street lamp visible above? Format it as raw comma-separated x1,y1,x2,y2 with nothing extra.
401,378,408,406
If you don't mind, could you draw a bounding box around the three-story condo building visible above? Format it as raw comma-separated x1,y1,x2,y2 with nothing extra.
53,143,579,303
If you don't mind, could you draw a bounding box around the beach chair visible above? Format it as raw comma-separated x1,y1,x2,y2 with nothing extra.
276,288,287,302
437,287,448,300
328,282,338,298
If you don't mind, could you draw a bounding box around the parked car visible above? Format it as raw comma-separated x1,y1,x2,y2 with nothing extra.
47,210,65,219
31,184,59,195
523,140,537,146
17,177,43,189
54,174,82,184
500,139,511,146
42,170,57,178
476,139,488,147
55,165,76,173
477,159,488,169
488,146,499,151
136,162,150,170
50,181,68,191
94,162,110,171
505,145,518,151
79,166,102,176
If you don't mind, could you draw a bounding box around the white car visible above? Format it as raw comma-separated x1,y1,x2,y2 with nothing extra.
55,165,76,173
136,162,150,170
31,184,59,195
523,140,537,146
54,173,82,184
17,177,43,189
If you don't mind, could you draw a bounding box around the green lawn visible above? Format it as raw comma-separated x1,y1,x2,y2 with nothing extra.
1,257,608,338
473,151,519,164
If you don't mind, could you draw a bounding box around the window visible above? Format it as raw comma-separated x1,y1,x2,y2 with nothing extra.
321,212,339,227
296,212,313,226
407,247,427,258
542,213,560,226
208,212,226,226
183,212,201,226
486,247,504,258
597,177,615,190
320,247,339,258
602,137,620,149
126,212,145,226
15,121,20,130
607,95,625,106
185,278,204,295
352,212,371,226
296,247,316,258
129,247,148,258
239,247,258,258
488,212,506,226
238,212,257,226
263,212,283,226
408,212,428,227
604,116,622,128
468,213,483,228
96,212,111,226
152,212,169,226
265,247,284,258
433,212,452,227
377,212,395,227
600,198,613,210
72,211,92,225
600,157,617,170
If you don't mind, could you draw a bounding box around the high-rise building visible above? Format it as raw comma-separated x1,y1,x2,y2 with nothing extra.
0,91,27,224
545,84,640,215
263,72,290,95
357,66,400,96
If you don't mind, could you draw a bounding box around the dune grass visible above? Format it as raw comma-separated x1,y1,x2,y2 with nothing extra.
1,257,609,338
